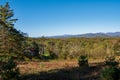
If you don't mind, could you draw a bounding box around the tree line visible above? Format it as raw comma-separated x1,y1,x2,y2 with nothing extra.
26,37,120,60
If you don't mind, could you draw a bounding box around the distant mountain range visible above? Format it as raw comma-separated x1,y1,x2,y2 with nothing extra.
47,32,120,38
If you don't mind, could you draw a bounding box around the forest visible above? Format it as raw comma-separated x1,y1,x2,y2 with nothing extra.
0,2,120,80
25,37,120,60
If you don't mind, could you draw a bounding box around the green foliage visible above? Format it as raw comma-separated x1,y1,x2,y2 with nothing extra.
101,67,120,80
23,41,39,60
31,41,39,56
113,41,120,56
0,2,26,58
26,37,120,60
101,55,120,80
40,53,50,60
78,55,88,67
105,55,119,68
0,56,20,80
50,52,58,59
0,2,17,27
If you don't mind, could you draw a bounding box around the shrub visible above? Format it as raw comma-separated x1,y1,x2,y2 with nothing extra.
50,53,58,59
40,53,50,60
0,56,20,80
101,55,120,80
78,55,88,67
105,55,119,68
101,67,119,80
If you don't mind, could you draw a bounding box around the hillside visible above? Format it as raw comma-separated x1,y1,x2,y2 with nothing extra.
47,32,120,38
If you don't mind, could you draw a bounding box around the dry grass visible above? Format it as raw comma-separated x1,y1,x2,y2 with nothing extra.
17,58,120,80
18,60,78,74
17,59,105,80
17,59,105,74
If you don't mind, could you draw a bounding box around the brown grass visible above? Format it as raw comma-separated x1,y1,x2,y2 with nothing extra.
18,59,105,74
17,59,106,80
18,60,78,74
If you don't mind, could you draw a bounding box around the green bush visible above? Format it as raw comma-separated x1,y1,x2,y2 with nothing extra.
105,55,119,68
101,67,120,80
50,53,58,59
0,56,20,80
101,55,120,80
78,55,88,67
40,53,50,60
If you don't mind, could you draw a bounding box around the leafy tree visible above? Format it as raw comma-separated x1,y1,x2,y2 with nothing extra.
31,41,39,56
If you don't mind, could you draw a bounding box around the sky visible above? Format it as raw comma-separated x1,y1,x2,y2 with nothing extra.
0,0,120,37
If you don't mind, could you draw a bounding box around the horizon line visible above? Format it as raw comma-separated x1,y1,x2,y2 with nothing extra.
29,31,120,38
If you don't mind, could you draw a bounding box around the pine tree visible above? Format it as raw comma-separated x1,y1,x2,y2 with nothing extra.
0,2,17,27
0,2,25,57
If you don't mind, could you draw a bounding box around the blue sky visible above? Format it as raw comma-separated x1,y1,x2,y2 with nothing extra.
0,0,120,37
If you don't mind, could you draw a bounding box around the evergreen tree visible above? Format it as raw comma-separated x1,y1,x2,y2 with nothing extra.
0,2,25,57
0,2,17,27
